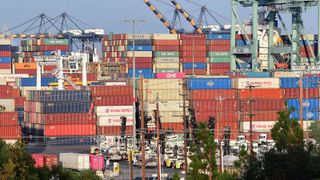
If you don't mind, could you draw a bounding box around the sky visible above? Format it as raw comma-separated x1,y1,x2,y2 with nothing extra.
0,0,318,34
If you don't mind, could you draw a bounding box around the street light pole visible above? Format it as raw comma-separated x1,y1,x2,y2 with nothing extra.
123,19,146,150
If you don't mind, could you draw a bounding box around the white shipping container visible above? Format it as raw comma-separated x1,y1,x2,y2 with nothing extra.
0,69,12,74
259,47,269,54
241,121,276,132
59,153,90,171
153,57,180,63
232,78,280,89
0,39,11,45
0,99,15,112
98,116,134,126
0,78,6,85
273,71,300,77
146,111,184,123
154,62,180,69
126,51,152,58
152,34,178,40
144,101,184,112
104,82,127,86
126,34,152,40
138,79,182,90
137,89,182,101
95,106,134,116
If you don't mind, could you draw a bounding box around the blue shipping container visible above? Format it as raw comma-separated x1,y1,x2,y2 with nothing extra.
290,111,319,120
207,33,230,40
280,77,320,88
127,45,152,51
187,78,232,90
128,69,154,79
287,99,319,111
0,45,11,51
20,77,58,87
183,63,206,69
0,57,11,63
241,72,271,78
29,90,91,102
39,102,91,113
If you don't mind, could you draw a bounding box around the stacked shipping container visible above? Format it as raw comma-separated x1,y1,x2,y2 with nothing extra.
0,39,12,74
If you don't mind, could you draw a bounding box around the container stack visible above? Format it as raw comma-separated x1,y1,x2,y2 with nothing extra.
152,34,180,73
0,39,12,74
234,78,284,139
207,33,231,75
299,34,318,64
138,79,184,133
281,76,320,131
188,77,238,140
180,34,207,75
32,154,58,169
91,85,134,137
0,85,21,144
24,90,96,146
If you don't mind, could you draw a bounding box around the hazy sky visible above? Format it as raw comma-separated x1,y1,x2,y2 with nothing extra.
0,0,318,34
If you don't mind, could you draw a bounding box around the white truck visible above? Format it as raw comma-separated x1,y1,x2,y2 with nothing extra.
59,153,90,171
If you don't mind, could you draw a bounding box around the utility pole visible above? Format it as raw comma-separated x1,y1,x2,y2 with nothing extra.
123,19,146,149
155,96,161,180
140,77,146,180
299,74,304,128
246,85,256,155
182,78,189,176
129,149,133,180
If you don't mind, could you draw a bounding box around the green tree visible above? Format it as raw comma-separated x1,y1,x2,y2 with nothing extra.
172,172,180,180
188,122,217,180
309,120,320,144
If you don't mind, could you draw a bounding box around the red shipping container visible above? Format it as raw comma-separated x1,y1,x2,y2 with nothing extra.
209,63,230,69
126,57,153,63
153,46,180,51
0,112,18,125
180,51,206,58
93,96,133,106
40,113,96,125
44,154,58,169
0,51,11,56
240,89,283,99
182,69,207,75
192,100,238,111
11,89,20,98
195,111,238,122
15,69,36,74
209,69,230,75
44,124,96,136
191,89,237,100
161,122,184,132
282,88,319,99
241,99,285,111
0,63,11,69
180,34,206,40
180,46,206,51
0,126,21,139
128,62,153,69
90,155,105,171
242,111,279,121
32,154,45,168
99,126,133,135
180,40,206,46
207,45,230,51
215,121,238,140
207,40,231,46
15,97,25,107
153,40,179,46
91,86,133,96
181,57,207,63
39,45,68,51
0,85,12,97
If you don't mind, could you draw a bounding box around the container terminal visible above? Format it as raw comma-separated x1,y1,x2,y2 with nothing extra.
0,0,320,179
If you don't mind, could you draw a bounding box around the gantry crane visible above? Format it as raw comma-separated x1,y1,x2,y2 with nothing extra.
230,0,319,71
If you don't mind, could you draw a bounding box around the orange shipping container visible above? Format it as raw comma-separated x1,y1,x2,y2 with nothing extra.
240,89,282,99
15,62,37,70
191,89,237,100
180,46,206,51
153,40,179,46
44,124,96,136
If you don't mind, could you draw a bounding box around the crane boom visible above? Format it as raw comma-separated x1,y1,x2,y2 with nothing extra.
170,0,203,34
143,0,177,34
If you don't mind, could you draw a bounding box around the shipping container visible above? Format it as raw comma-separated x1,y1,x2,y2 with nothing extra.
195,111,238,122
282,88,319,99
128,69,154,79
0,126,21,139
241,99,285,111
190,89,237,100
153,57,180,63
36,113,96,125
93,96,133,106
290,111,319,120
280,77,320,88
0,112,18,125
44,124,96,136
183,69,207,75
240,121,276,132
99,126,133,136
239,89,282,99
59,153,90,171
90,155,105,171
98,116,133,126
145,111,184,123
287,98,319,111
137,89,182,101
187,78,232,90
0,99,15,111
192,100,238,111
209,69,230,75
182,63,206,69
27,101,91,113
155,72,186,79
232,78,280,89
145,101,183,112
27,90,91,102
152,34,178,40
90,86,132,96
95,106,134,116
242,111,279,121
139,79,182,90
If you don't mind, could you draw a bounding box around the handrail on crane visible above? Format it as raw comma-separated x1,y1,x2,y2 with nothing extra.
169,0,203,34
143,0,177,34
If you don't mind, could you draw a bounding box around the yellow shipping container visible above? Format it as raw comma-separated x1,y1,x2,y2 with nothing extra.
126,51,152,58
144,101,185,112
137,89,182,101
154,62,180,69
138,79,182,90
146,111,184,123
15,62,37,70
152,34,178,40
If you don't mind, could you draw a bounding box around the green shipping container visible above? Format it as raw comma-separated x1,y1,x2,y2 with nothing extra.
43,39,68,45
155,68,180,73
153,51,179,57
208,51,230,57
208,57,230,63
